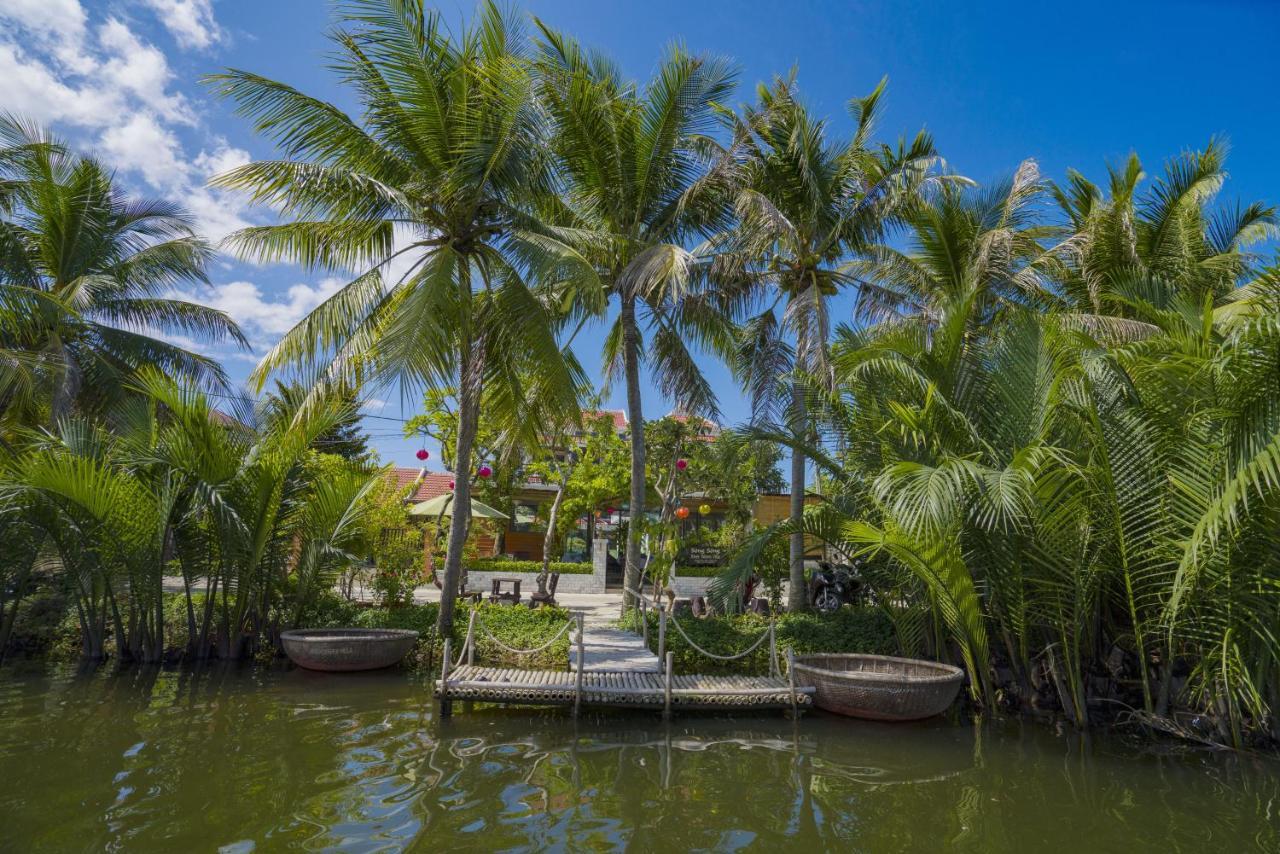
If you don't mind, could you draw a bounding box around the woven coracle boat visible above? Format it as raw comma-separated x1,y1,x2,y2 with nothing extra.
790,654,964,721
280,628,419,672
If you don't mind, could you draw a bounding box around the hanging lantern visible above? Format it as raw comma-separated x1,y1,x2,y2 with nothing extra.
698,504,711,516
448,480,455,490
675,458,688,471
478,464,493,479
675,506,690,520
415,448,429,461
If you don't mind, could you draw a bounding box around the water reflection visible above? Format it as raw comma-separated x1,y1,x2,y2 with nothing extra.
0,663,1277,852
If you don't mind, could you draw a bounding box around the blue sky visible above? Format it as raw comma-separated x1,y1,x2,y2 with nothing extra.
3,0,1278,466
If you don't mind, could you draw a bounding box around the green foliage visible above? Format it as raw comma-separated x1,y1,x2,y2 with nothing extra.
466,558,592,575
360,472,423,606
622,607,895,675
557,414,631,540
0,115,247,430
301,598,571,669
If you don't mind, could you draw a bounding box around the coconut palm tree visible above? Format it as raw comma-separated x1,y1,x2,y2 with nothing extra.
533,24,742,601
0,114,246,427
725,76,942,610
207,0,587,636
1046,139,1277,335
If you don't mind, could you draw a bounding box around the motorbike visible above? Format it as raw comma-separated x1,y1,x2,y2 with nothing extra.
809,560,867,613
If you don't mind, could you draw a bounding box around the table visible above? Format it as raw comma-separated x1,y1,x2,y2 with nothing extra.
490,577,521,605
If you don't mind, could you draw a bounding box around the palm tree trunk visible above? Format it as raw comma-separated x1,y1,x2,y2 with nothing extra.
437,336,485,639
621,296,646,606
787,381,808,612
538,480,566,596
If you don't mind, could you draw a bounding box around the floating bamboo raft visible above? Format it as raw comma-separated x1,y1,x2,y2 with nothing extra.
436,665,813,711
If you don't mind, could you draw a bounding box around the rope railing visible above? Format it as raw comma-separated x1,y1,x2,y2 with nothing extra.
666,609,775,663
474,618,573,657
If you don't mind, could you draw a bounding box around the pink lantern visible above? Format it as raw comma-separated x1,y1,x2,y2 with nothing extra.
675,458,688,471
478,464,493,479
448,480,455,490
415,448,429,461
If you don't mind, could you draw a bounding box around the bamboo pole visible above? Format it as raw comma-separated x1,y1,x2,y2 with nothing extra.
658,603,667,662
768,620,778,678
465,609,477,666
786,648,797,716
664,651,673,720
574,613,585,717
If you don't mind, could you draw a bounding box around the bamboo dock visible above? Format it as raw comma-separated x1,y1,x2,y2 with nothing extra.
435,601,813,717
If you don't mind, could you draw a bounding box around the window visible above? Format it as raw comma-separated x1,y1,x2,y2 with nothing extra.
510,501,545,533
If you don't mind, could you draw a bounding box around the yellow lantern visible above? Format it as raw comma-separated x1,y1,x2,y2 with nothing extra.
698,504,712,516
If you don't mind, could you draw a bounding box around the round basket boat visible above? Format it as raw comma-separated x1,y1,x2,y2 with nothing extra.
791,654,964,721
280,628,419,672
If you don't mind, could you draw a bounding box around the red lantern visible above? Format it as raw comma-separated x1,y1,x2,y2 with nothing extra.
675,458,688,471
675,506,690,520
478,464,492,479
415,448,429,461
448,480,455,490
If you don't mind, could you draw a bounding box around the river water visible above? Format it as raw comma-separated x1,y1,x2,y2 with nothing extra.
0,662,1276,852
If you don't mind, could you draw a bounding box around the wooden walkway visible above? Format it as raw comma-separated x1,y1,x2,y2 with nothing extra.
437,665,811,711
569,626,661,673
436,610,812,716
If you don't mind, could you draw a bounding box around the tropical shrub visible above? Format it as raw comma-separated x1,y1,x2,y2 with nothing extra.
623,607,895,675
465,558,593,575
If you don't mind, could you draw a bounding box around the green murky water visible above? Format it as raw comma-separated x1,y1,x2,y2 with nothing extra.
0,663,1276,852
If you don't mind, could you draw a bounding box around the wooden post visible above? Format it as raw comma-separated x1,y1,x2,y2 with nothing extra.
785,647,797,717
574,613,585,717
658,603,666,663
440,637,453,718
664,651,674,720
768,620,778,678
641,596,649,647
465,609,477,666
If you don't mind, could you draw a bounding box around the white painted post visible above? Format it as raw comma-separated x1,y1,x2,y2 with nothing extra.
574,613,585,717
664,651,674,720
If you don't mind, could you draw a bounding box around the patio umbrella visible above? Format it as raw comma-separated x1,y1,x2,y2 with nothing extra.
408,493,509,520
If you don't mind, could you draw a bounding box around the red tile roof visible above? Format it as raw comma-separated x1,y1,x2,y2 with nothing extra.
385,467,456,501
585,409,628,431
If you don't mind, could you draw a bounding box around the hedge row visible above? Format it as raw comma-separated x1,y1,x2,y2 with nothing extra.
302,594,572,668
620,607,897,675
465,558,593,575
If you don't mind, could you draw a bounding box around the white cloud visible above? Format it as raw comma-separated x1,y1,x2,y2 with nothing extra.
184,277,345,339
98,113,189,190
0,0,88,58
139,0,222,50
0,2,251,241
98,18,192,124
195,141,251,178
